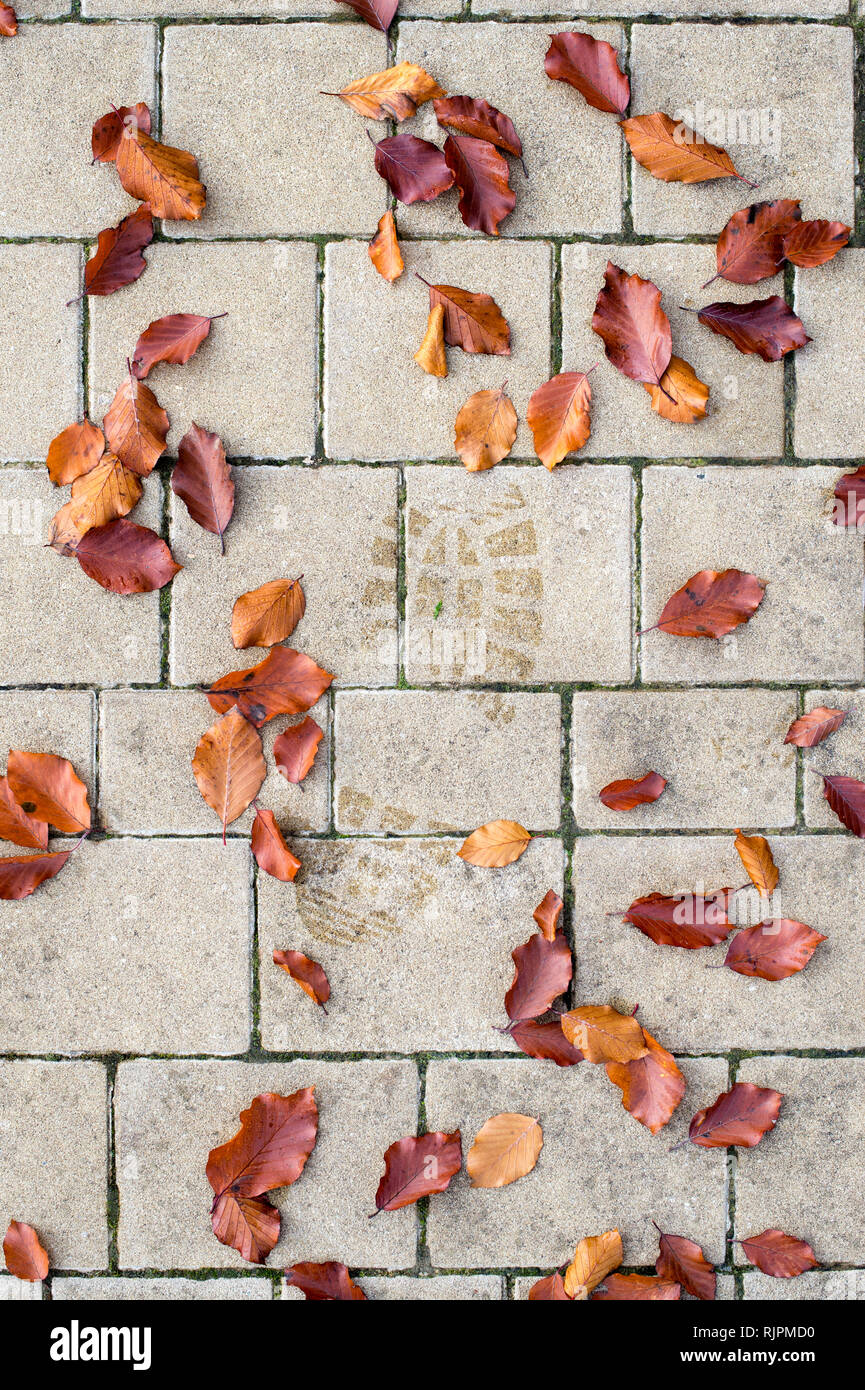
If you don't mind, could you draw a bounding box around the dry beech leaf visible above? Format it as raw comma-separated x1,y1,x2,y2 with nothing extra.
327,61,443,121
533,889,563,941
783,706,845,747
655,1226,716,1300
274,717,323,785
505,930,572,1023
0,851,71,901
820,775,865,838
592,262,672,390
434,96,522,159
457,819,531,868
621,112,755,186
273,949,330,1009
251,809,300,883
643,355,709,424
443,134,516,236
527,371,592,469
368,210,404,283
697,297,810,361
81,204,153,299
421,277,510,355
91,103,151,163
724,919,826,981
621,888,734,950
373,133,454,205
646,568,765,639
103,372,170,476
7,750,90,833
46,419,105,488
606,1028,685,1135
594,1272,681,1301
285,1262,366,1301
782,219,850,269
49,454,142,549
708,200,801,287
334,0,396,31
834,466,865,528
0,5,17,37
734,828,778,897
132,313,221,379
71,520,181,594
689,1081,783,1149
231,577,306,650
599,771,667,811
3,1221,49,1281
375,1131,462,1212
561,1004,649,1064
192,708,266,840
414,303,447,377
172,424,235,554
738,1230,818,1279
510,1019,583,1067
528,1271,570,1300
0,776,48,850
544,31,630,115
206,647,333,728
454,383,517,471
564,1229,623,1300
466,1113,543,1189
116,124,206,220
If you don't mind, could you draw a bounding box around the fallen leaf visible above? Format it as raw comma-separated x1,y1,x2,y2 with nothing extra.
328,62,442,121
116,124,206,220
689,1081,783,1148
7,750,90,833
622,112,753,185
592,261,672,390
0,851,71,901
45,419,105,487
646,568,765,639
454,384,517,471
251,809,301,883
820,775,865,838
782,219,850,269
528,1271,570,1300
369,210,404,283
205,647,334,728
231,578,306,650
49,454,143,548
622,889,734,949
285,1262,366,1300
192,708,266,839
457,819,531,867
544,31,630,115
783,707,845,747
131,313,220,378
593,1272,680,1300
0,5,17,37
561,1004,649,1064
443,134,515,236
655,1226,716,1300
527,371,592,469
510,1019,583,1067
334,0,396,31
274,717,324,785
533,889,563,941
171,424,234,554
82,204,153,298
373,133,454,205
734,828,778,897
697,297,810,361
91,103,151,163
374,1132,462,1211
3,1222,48,1281
434,96,522,159
466,1113,543,1188
414,303,447,377
643,355,709,423
738,1230,818,1278
0,776,48,850
606,1028,685,1135
724,920,826,981
599,771,667,811
834,466,865,528
273,949,330,1008
564,1229,623,1300
72,519,181,593
709,200,801,286
103,372,169,476
211,1193,279,1265
422,279,511,355
505,930,572,1023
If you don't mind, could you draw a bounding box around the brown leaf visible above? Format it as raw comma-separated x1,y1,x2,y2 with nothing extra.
3,1221,49,1281
443,134,515,236
285,1262,367,1300
329,62,443,121
231,578,305,649
0,776,48,850
414,304,447,377
171,424,234,553
564,1229,623,1300
211,1193,280,1265
273,949,329,1008
454,384,517,471
103,372,169,476
334,0,396,31
544,31,630,115
274,717,324,785
434,96,522,158
738,1230,818,1279
373,133,454,205
116,124,206,220
82,204,153,298
457,819,531,867
734,828,778,898
0,851,71,901
375,1131,462,1211
533,889,563,941
528,1271,570,1300
505,930,572,1023
593,1272,680,1300
820,774,865,838
592,261,672,390
205,646,334,728
423,280,511,355
49,454,143,549
834,466,865,528
91,103,151,163
647,568,765,639
606,1028,685,1135
45,419,105,487
466,1113,543,1189
72,519,181,593
622,889,734,950
599,771,667,812
510,1019,583,1067
622,112,753,185
561,1004,649,1064
655,1227,716,1300
7,750,90,833
192,708,266,839
527,371,592,469
368,210,404,283
782,219,850,269
251,809,301,883
724,920,825,982
643,355,709,423
710,200,801,286
783,706,845,747
697,297,810,361
689,1081,783,1148
0,5,17,37
131,313,220,379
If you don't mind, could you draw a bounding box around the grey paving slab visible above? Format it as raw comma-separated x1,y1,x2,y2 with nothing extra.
484,0,844,12
86,0,456,11
53,1276,274,1300
0,691,94,835
741,1270,865,1300
356,1275,503,1301
794,252,865,458
801,688,865,829
0,245,81,463
0,1275,42,1300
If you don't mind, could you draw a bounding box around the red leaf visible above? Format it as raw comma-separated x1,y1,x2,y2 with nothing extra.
533,889,563,941
655,1226,716,1300
697,296,810,361
511,1019,583,1067
710,200,801,285
273,949,329,1009
724,920,825,982
251,809,301,883
71,519,181,593
622,889,735,949
738,1229,818,1278
599,771,667,811
528,1271,571,1300
783,707,845,747
820,775,865,838
374,1131,462,1212
689,1081,783,1148
433,96,522,158
648,568,765,639
285,1262,367,1300
132,313,220,379
91,103,151,163
593,1273,680,1300
605,1029,685,1134
782,219,850,269
443,134,515,236
103,372,170,476
6,750,91,833
424,281,511,356
334,0,396,32
592,261,672,389
504,930,572,1023
3,1221,49,1280
544,31,630,115
273,716,324,785
205,646,334,728
211,1192,280,1265
82,204,153,298
0,776,48,849
373,134,455,205
171,423,235,553
0,851,70,900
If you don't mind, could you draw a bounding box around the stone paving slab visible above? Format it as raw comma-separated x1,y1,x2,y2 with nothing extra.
485,0,844,12
0,245,81,463
168,465,399,687
571,834,865,1052
323,240,551,462
560,243,785,459
334,691,561,833
88,242,318,461
571,689,797,830
629,23,855,237
424,1057,729,1268
794,251,865,459
114,1060,419,1269
741,1270,865,1301
397,21,623,237
0,1062,107,1270
53,1276,274,1300
86,0,457,11
640,466,864,685
258,836,564,1053
0,1275,42,1300
285,1274,504,1301
404,465,634,685
98,690,330,834
0,839,251,1055
0,690,95,826
735,1057,865,1265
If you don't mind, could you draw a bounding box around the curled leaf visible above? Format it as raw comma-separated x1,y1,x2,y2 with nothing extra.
710,200,801,286
561,1004,648,1065
274,717,324,785
91,103,151,163
251,809,301,883
375,1132,462,1212
466,1113,543,1189
724,920,825,982
49,454,142,548
0,6,18,38
231,578,305,650
434,96,522,158
273,949,329,1009
457,820,531,868
783,707,845,748
505,930,572,1023
734,828,778,898
192,708,266,839
414,304,447,378
527,371,592,469
424,280,510,355
116,124,206,221
454,384,517,471
544,31,630,115
368,210,404,284
103,373,169,477
329,61,442,121
643,355,709,424
599,771,667,812
564,1229,623,1300
533,889,563,941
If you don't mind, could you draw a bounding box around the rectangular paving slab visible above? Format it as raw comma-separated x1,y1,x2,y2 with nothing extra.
52,1276,274,1300
794,251,864,459
0,245,81,463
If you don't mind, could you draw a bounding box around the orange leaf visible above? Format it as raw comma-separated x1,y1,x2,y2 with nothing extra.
274,716,323,785
689,1081,783,1149
172,424,235,553
723,919,825,982
0,776,48,850
116,124,206,220
230,577,306,649
643,355,709,423
0,851,71,901
49,454,142,549
561,1004,648,1064
533,889,563,941
592,261,672,390
528,1271,570,1300
192,708,266,839
783,706,845,747
647,568,765,639
273,949,330,1008
414,303,447,377
91,103,151,163
466,1112,543,1188
132,313,220,379
0,5,18,38
103,372,169,477
423,279,510,355
564,1228,623,1300
599,771,667,811
782,219,850,269
251,809,300,883
375,1131,462,1211
457,819,531,868
285,1262,367,1300
368,210,404,283
621,112,753,186
454,384,517,471
737,1229,818,1278
655,1226,716,1300
326,61,442,122
734,828,778,897
527,371,592,469
605,1028,685,1134
443,134,515,236
7,750,90,833
3,1221,49,1281
210,1192,280,1265
45,419,105,487
205,646,333,728
709,200,801,286
593,1272,680,1300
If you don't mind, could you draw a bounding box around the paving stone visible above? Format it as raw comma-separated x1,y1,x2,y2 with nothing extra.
358,1276,503,1300
0,1275,43,1300
88,242,317,461
511,1272,736,1299
484,0,844,13
0,24,157,237
741,1270,865,1301
85,0,456,12
794,252,865,458
629,24,855,236
161,23,388,236
0,839,250,1054
640,466,864,684
0,469,163,686
98,689,330,834
425,1057,729,1268
572,834,865,1052
396,22,623,236
258,836,564,1052
560,243,785,459
169,465,398,687
571,689,797,831
0,1062,107,1270
0,691,94,837
323,240,551,461
800,688,865,828
15,2,71,14
114,1059,419,1269
404,465,633,684
53,1276,274,1300
334,691,561,833
735,1057,865,1265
